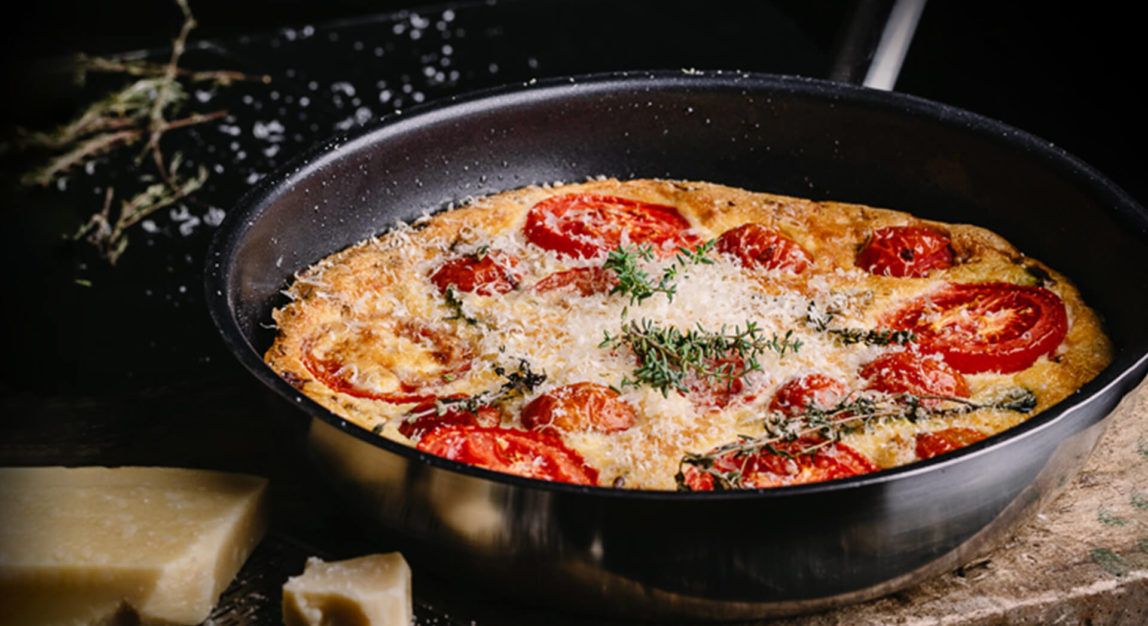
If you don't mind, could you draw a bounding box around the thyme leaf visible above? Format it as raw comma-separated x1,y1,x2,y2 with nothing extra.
441,286,478,325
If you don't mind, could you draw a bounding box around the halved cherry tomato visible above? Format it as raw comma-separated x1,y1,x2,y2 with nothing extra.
521,382,635,433
915,427,988,459
524,193,697,259
715,223,812,274
681,437,877,490
769,373,847,417
685,352,748,410
430,250,521,295
856,225,954,277
417,425,600,485
861,351,969,399
883,282,1068,373
397,400,500,440
533,266,619,296
303,323,471,403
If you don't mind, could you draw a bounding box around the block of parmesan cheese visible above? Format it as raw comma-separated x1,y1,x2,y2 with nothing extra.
282,553,412,626
0,466,269,625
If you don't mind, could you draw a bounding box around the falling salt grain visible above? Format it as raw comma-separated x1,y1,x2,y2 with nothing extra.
141,220,159,234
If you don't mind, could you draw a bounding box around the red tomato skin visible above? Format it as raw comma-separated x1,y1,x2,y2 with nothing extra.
685,352,748,410
430,251,521,295
856,225,954,277
885,282,1069,374
417,425,599,485
521,382,636,434
915,427,988,459
715,223,812,274
861,351,970,399
533,266,619,296
769,373,848,417
683,438,877,490
397,401,500,440
524,193,697,259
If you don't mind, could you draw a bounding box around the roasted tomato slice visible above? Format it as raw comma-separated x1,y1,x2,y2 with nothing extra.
417,425,599,485
769,373,848,417
303,323,471,403
521,382,636,433
533,266,619,296
681,437,877,490
884,282,1069,373
856,225,954,278
861,351,969,400
915,427,988,459
684,352,749,410
430,250,521,295
715,223,812,274
397,400,500,440
524,193,697,259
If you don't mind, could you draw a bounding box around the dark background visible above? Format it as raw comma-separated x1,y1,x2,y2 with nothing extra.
5,1,1144,200
0,1,1144,621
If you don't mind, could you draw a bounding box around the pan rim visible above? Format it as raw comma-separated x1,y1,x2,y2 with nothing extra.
205,68,1148,500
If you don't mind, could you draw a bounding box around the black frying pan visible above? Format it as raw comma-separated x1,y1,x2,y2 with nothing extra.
205,71,1148,619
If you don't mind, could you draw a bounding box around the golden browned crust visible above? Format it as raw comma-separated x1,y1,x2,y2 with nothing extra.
265,179,1113,489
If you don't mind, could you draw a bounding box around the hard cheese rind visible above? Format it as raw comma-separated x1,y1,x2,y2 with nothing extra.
282,553,412,626
0,466,269,625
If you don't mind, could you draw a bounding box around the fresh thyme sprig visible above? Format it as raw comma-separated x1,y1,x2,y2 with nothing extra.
434,359,547,415
603,240,715,307
674,387,1038,490
600,319,802,397
805,301,916,346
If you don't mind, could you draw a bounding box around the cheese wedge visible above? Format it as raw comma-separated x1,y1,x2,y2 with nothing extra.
0,466,269,625
282,553,412,626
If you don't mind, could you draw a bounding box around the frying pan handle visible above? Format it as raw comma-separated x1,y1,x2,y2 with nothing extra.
829,0,927,90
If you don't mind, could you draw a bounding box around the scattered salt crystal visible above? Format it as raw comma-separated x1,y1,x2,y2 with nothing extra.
252,120,286,141
204,207,226,226
178,216,201,237
330,82,357,97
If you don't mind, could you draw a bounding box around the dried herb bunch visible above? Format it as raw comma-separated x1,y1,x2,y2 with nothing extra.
10,0,268,265
675,387,1037,490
